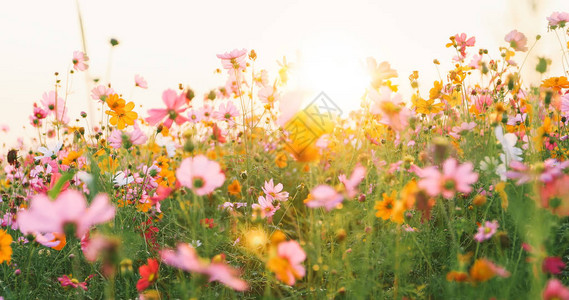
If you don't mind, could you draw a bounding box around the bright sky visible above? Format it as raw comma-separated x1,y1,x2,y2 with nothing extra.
1,0,569,144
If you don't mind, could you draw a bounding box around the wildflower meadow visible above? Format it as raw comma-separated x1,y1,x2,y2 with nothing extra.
4,8,569,300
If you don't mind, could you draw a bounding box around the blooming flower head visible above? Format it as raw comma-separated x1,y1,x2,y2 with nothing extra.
252,195,280,219
35,141,62,161
504,29,528,52
544,279,569,300
135,74,148,89
58,274,92,291
176,155,225,196
258,86,280,105
213,101,239,124
137,259,159,292
267,240,306,285
474,220,499,242
369,86,410,131
40,91,69,123
262,179,289,202
0,229,13,264
72,51,89,71
106,94,138,130
17,190,115,238
547,12,569,28
305,185,344,211
469,258,510,282
543,256,566,275
216,48,247,71
146,89,189,128
338,165,366,198
418,158,478,199
91,85,114,103
160,243,248,291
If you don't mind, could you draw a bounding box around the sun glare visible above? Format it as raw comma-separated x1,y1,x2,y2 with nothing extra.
295,33,370,114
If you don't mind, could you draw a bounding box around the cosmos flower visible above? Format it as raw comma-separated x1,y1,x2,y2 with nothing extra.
418,158,478,199
547,12,569,28
474,220,499,242
543,279,569,300
17,190,115,238
504,29,528,52
137,259,159,292
176,155,225,196
267,240,306,286
146,89,189,128
135,74,148,89
305,185,344,211
91,85,115,103
72,51,89,71
216,48,248,70
160,243,248,291
262,179,289,202
252,195,280,219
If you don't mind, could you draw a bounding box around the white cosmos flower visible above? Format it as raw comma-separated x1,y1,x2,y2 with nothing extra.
494,126,523,166
113,171,134,186
35,141,63,160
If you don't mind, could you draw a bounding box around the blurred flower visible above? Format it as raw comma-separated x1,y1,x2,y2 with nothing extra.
544,279,569,300
72,51,89,71
543,256,566,275
91,85,114,103
474,220,499,242
135,74,148,89
137,259,159,292
267,240,306,285
58,274,92,291
18,190,115,238
366,58,398,89
418,158,478,199
0,229,13,263
338,165,366,199
35,141,62,160
160,243,248,291
146,89,188,128
305,185,343,211
469,258,510,282
547,12,569,28
504,30,528,52
216,48,247,71
176,155,225,196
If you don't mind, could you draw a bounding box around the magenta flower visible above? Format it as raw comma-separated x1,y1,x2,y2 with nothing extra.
58,275,89,291
160,243,248,291
72,51,89,71
474,220,499,242
90,85,114,103
418,158,478,199
251,195,280,219
146,89,189,128
543,256,566,275
176,155,225,196
547,12,569,27
504,30,528,52
306,185,344,211
262,179,289,202
216,49,247,71
18,190,115,238
135,74,148,89
544,279,569,300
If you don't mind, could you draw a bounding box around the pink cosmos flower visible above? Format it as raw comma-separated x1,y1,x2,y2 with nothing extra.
18,190,115,238
108,123,148,149
216,49,248,70
72,51,89,71
338,165,366,198
449,121,477,139
160,243,248,291
146,89,189,128
258,86,280,104
418,158,478,199
544,279,569,300
368,86,410,132
306,185,344,211
474,220,499,242
213,101,239,124
90,85,114,103
176,155,225,196
504,30,528,52
273,240,306,285
58,275,89,291
40,91,69,123
251,195,280,219
507,159,569,185
200,104,214,121
187,109,202,123
135,75,148,89
262,179,289,202
547,12,569,27
454,33,476,58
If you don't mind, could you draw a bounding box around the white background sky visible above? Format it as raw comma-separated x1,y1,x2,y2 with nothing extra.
1,0,569,144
